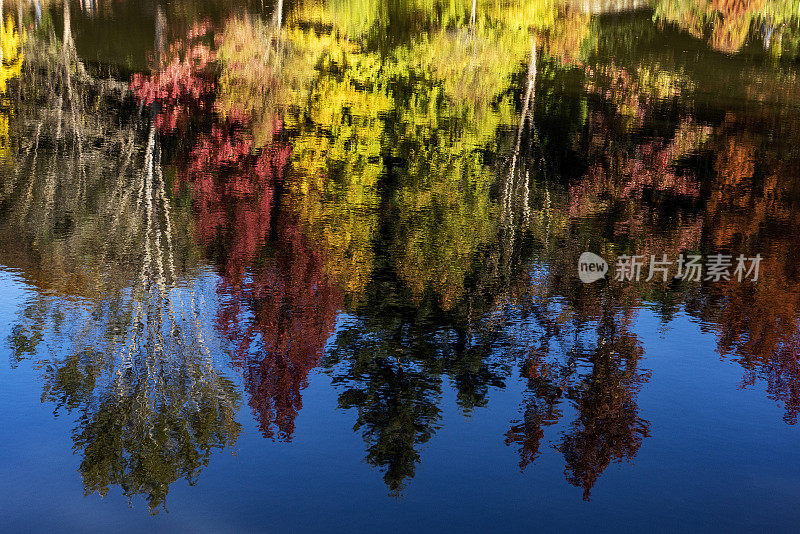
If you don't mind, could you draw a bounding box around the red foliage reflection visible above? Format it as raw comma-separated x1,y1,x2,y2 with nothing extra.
131,23,341,440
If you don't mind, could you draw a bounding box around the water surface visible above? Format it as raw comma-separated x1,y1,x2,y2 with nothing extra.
1,0,800,530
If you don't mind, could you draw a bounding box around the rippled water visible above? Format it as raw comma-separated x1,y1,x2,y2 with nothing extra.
2,0,800,530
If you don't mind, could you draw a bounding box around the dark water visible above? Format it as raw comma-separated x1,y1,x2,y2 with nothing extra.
2,0,800,530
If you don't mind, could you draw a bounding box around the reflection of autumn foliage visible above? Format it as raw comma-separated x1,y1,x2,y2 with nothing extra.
177,111,340,440
563,78,800,426
653,0,769,52
130,22,216,133
709,0,765,52
177,106,340,441
504,356,562,468
541,8,592,65
217,219,342,440
132,23,287,285
705,119,759,248
131,20,344,440
569,129,702,217
568,104,706,245
559,84,800,426
699,115,800,423
567,73,712,257
505,296,651,501
711,280,800,423
569,74,707,258
558,322,650,501
742,331,800,424
181,116,288,283
178,116,341,440
118,5,800,497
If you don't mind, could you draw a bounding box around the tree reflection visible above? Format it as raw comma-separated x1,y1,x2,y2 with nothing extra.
324,278,509,494
503,275,652,499
3,18,241,513
5,0,800,507
558,310,650,500
136,18,345,440
326,313,444,496
693,114,800,423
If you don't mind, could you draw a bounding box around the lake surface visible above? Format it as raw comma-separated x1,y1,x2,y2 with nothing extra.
1,0,800,531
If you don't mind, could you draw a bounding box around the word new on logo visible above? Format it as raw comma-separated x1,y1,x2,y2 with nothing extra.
578,252,608,283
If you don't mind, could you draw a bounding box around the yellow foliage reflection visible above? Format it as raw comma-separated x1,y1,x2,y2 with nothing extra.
1,15,25,161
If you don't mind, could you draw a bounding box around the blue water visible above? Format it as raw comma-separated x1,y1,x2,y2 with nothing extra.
2,264,799,531
3,0,800,530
